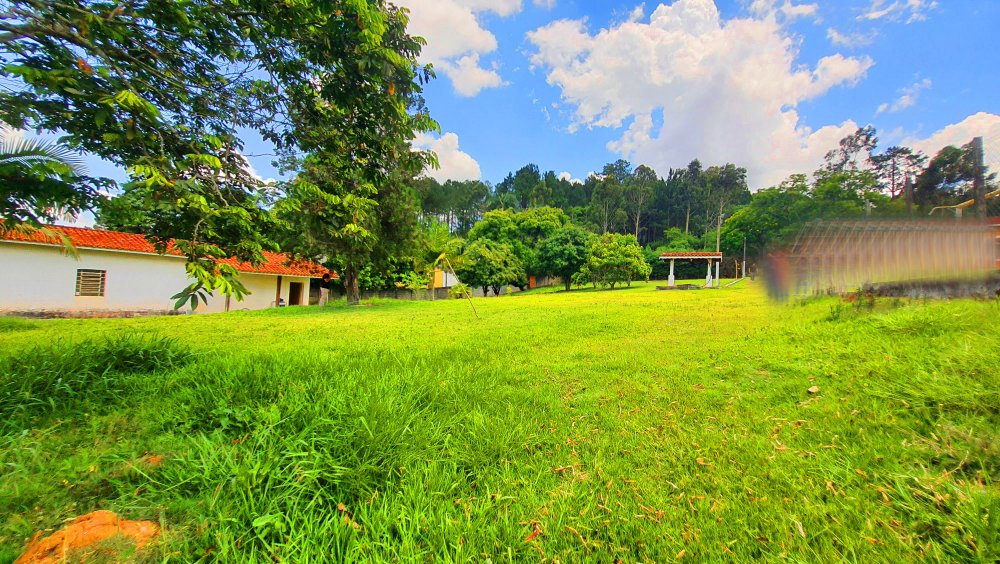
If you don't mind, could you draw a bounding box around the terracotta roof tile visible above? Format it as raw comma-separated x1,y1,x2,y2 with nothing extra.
659,251,723,258
1,225,331,278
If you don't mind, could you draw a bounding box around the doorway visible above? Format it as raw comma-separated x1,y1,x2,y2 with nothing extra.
289,282,303,306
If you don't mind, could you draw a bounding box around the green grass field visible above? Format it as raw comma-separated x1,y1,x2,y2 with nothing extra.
1,281,998,562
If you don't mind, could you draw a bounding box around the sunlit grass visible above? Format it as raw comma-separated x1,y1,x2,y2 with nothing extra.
0,281,997,561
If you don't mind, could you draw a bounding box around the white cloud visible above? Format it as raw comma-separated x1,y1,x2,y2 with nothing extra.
438,54,505,97
526,0,874,189
826,27,877,48
397,0,521,97
533,0,557,9
905,112,1000,166
749,0,821,22
858,0,937,24
412,132,482,182
876,78,931,114
557,171,583,184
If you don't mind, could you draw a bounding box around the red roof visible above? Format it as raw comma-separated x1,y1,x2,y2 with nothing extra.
659,251,723,258
1,225,331,278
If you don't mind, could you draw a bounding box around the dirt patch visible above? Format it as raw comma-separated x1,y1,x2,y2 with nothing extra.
139,454,164,467
16,510,159,563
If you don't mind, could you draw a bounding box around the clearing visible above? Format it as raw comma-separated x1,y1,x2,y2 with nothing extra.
0,282,997,561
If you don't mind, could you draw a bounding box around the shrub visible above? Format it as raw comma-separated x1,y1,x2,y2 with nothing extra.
448,283,470,299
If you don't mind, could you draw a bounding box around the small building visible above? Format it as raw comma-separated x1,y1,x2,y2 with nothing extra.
0,226,328,315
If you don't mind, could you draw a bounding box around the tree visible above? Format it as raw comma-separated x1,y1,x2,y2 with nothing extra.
625,164,657,240
2,0,431,307
871,146,926,199
701,164,750,251
912,143,994,208
454,239,525,296
93,183,155,233
824,126,878,172
536,225,594,291
0,124,106,228
275,147,426,305
583,233,651,289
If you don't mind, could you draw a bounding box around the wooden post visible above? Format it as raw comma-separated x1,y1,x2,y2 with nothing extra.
275,275,282,306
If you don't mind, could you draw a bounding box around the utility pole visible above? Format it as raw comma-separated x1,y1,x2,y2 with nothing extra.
972,136,987,219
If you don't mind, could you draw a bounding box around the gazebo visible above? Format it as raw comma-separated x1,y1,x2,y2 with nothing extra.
659,252,723,287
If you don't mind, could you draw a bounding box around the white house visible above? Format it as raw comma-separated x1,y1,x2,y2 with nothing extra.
0,226,329,315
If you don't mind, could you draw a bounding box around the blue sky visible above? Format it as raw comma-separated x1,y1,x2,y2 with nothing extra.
392,0,1000,189
80,0,1000,193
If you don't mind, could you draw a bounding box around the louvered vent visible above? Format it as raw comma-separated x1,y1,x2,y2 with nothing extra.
75,269,106,297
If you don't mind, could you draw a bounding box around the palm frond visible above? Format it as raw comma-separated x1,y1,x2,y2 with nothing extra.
0,123,87,175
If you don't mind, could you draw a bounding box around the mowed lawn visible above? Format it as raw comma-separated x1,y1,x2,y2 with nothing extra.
0,282,998,562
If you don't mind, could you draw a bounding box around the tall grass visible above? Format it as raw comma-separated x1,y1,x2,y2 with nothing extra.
0,334,190,427
0,285,996,561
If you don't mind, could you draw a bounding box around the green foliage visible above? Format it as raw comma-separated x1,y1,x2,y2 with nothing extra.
536,225,594,290
396,271,431,291
3,0,433,304
582,233,652,289
660,227,700,251
0,124,108,226
447,283,470,299
454,239,526,296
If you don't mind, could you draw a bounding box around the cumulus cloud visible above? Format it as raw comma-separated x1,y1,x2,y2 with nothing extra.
397,0,521,97
876,78,931,114
858,0,938,24
558,171,583,184
412,132,482,182
526,0,874,188
905,112,1000,167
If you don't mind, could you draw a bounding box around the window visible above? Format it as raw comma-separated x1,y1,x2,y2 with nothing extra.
75,269,106,297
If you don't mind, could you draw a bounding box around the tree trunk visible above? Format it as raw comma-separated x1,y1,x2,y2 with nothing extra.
564,277,571,291
684,205,691,234
344,266,360,305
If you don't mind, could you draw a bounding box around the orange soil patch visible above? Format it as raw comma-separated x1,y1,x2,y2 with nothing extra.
140,454,164,467
16,510,159,563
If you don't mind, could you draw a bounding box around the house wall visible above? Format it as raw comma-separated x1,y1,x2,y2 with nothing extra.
0,242,311,314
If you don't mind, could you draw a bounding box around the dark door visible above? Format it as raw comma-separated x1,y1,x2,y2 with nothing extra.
289,282,303,306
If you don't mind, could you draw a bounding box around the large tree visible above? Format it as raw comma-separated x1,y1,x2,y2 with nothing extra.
1,0,430,307
536,224,594,291
454,239,525,296
872,146,926,200
581,233,651,289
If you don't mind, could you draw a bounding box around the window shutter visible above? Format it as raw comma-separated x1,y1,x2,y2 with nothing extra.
75,269,106,297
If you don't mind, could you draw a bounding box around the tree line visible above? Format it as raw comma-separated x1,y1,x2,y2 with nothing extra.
2,1,993,303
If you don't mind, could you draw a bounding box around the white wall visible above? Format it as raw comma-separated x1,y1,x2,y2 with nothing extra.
233,273,311,310
0,242,312,314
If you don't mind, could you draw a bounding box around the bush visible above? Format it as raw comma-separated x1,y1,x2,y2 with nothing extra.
448,283,470,299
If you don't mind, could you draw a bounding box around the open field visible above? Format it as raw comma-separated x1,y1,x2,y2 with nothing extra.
1,281,998,562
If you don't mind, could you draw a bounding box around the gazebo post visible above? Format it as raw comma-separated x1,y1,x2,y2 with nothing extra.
714,260,720,287
705,260,713,287
668,259,676,287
